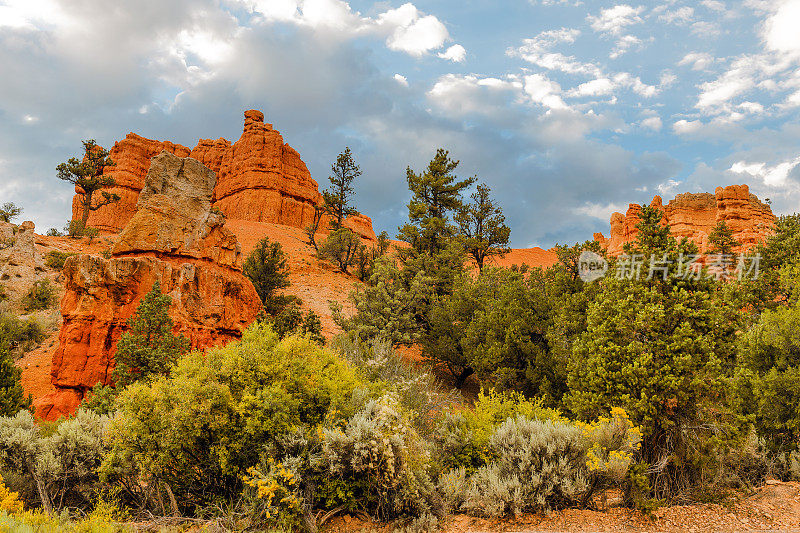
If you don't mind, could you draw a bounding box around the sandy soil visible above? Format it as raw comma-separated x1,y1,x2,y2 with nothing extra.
324,482,800,532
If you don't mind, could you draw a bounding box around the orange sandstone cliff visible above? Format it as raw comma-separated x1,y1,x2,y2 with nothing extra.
594,184,775,255
37,152,263,420
73,110,376,240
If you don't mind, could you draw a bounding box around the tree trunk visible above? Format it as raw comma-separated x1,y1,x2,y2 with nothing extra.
33,470,53,514
80,192,92,226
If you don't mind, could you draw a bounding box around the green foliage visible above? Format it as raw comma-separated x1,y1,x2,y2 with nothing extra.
432,389,562,476
0,409,111,513
45,228,64,237
455,184,510,270
734,303,800,452
0,313,44,355
566,205,742,498
708,219,740,256
0,317,34,416
461,416,589,517
44,251,76,271
111,282,189,389
102,323,361,511
21,280,56,312
318,228,364,274
56,140,119,226
0,203,21,224
397,149,475,257
243,237,292,316
323,147,361,230
64,220,86,239
270,299,325,345
80,385,118,416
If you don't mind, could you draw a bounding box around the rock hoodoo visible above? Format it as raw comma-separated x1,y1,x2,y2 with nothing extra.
38,152,263,421
73,110,376,240
594,184,775,256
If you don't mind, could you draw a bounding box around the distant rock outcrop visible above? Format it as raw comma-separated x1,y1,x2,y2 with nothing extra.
0,221,44,305
38,152,262,421
594,184,775,255
73,110,376,240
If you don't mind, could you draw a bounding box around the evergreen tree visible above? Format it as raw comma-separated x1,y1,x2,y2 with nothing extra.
318,228,364,274
456,184,511,271
57,140,120,227
566,205,742,497
397,149,475,256
112,282,190,388
323,147,361,231
0,334,31,416
708,219,740,255
243,237,292,315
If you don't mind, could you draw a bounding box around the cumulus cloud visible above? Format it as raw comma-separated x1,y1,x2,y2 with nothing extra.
394,74,409,86
438,44,467,62
588,4,644,35
641,116,663,131
730,157,800,186
658,6,694,25
679,51,716,70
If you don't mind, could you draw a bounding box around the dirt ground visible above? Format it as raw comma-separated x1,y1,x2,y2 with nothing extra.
324,482,800,532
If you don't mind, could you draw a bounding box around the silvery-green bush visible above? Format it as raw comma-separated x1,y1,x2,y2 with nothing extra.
462,416,589,517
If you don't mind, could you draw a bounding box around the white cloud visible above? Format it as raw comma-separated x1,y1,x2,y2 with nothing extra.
610,34,642,59
248,0,298,22
509,28,604,77
438,44,466,62
588,5,644,35
765,0,800,56
574,201,626,220
673,119,703,134
679,51,715,70
393,73,409,86
567,78,615,97
523,73,568,110
427,74,521,116
659,6,694,25
701,0,726,11
378,3,449,56
691,20,721,37
641,116,663,131
729,156,800,186
657,179,680,194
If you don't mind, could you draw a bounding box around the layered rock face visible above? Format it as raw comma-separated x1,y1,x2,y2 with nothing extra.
73,110,376,240
594,184,775,255
38,152,262,421
0,221,44,305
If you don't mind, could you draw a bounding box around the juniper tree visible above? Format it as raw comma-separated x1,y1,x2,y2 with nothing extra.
57,140,119,227
243,237,292,315
0,203,21,224
709,219,740,256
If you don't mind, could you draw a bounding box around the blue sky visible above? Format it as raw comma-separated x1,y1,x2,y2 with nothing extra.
1,0,799,247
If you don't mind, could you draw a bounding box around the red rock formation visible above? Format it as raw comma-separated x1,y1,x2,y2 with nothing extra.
72,134,191,231
38,152,262,421
595,184,775,256
73,111,376,241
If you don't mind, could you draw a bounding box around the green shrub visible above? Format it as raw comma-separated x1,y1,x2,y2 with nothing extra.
21,280,56,312
0,313,45,355
45,228,64,237
432,389,562,476
461,416,589,517
64,219,85,238
318,228,364,274
44,251,76,271
270,300,325,345
80,384,118,416
102,323,361,512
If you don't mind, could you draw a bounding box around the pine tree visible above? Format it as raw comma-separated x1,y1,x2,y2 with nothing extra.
397,149,475,256
323,147,361,230
455,184,511,270
708,219,740,256
112,282,190,388
57,140,120,227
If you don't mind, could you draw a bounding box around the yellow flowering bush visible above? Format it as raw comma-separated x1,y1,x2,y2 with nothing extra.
241,459,303,529
578,407,642,484
0,473,22,513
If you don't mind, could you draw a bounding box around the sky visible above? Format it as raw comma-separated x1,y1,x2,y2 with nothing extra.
0,0,799,248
